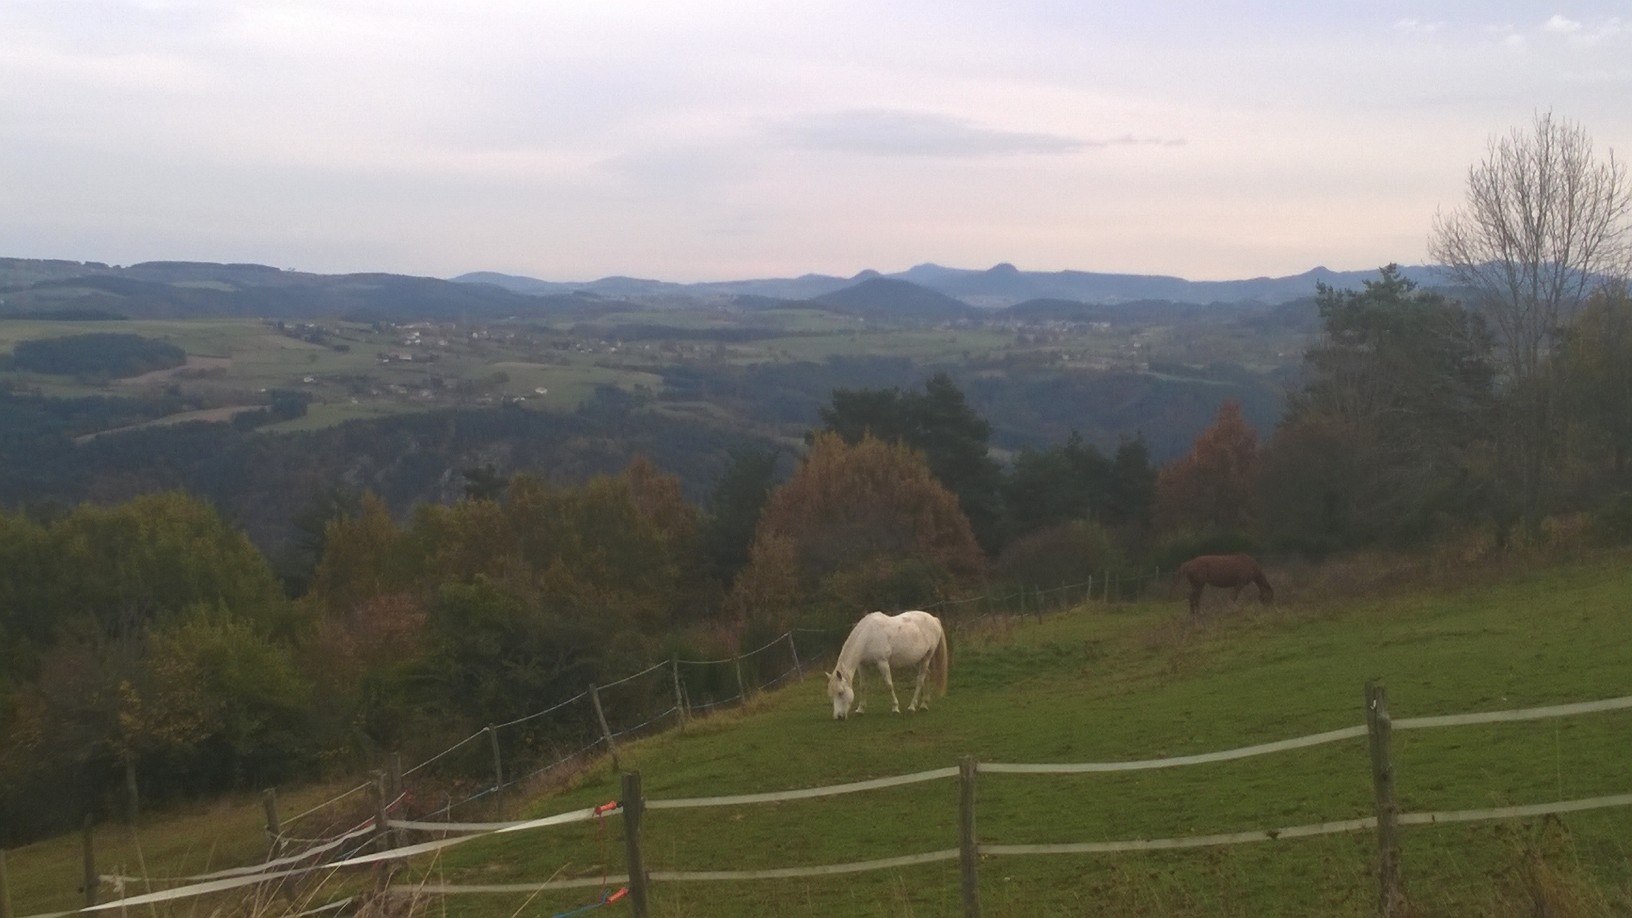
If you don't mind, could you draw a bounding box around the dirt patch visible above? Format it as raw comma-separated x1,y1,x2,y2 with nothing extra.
113,355,231,386
73,405,261,444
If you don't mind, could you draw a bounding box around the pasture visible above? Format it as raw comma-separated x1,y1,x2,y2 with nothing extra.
10,550,1630,916
409,553,1632,917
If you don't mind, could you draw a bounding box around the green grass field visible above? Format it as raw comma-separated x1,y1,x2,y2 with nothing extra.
0,313,1182,439
9,551,1632,916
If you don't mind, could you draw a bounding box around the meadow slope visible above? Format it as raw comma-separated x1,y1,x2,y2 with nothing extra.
9,551,1632,916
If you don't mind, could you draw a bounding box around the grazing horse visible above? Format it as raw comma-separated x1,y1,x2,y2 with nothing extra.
826,610,948,720
1174,554,1274,615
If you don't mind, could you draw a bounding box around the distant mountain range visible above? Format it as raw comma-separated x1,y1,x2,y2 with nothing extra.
0,257,1445,322
454,262,1447,308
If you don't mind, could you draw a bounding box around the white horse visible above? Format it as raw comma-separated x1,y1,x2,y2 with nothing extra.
826,610,949,720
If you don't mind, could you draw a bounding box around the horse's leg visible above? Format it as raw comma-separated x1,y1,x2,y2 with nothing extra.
1188,581,1203,615
1230,584,1245,607
876,659,901,713
853,667,866,714
908,660,929,711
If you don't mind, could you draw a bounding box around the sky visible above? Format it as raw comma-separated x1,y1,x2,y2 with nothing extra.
3,1,1630,284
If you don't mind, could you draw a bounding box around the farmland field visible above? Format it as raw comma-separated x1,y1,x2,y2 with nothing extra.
0,307,1298,447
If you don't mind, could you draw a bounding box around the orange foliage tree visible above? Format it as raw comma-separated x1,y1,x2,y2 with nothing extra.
729,433,984,630
1153,400,1261,536
302,457,707,730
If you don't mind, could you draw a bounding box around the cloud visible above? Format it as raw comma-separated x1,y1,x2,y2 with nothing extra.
1543,14,1581,34
1392,18,1444,34
1562,15,1628,46
765,109,1180,158
1483,24,1528,51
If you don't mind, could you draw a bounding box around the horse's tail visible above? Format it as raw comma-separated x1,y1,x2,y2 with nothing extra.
934,626,949,698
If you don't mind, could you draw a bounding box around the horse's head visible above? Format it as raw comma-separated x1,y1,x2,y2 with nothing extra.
826,669,854,720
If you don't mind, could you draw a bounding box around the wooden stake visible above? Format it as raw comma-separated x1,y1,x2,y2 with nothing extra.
263,788,283,861
387,752,403,800
0,848,15,918
486,724,504,815
1365,681,1406,917
671,656,687,732
620,771,650,918
959,756,982,918
787,632,802,678
369,774,395,893
81,814,97,908
589,683,621,773
122,760,139,825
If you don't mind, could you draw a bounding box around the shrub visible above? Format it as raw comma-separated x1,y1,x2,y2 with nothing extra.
993,521,1125,592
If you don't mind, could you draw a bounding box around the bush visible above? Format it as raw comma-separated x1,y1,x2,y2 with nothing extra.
1152,530,1262,572
1589,492,1632,544
993,521,1125,592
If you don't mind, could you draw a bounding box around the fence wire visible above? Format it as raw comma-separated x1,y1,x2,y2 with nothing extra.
84,576,1153,906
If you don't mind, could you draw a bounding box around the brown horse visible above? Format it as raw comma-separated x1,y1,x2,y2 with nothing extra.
1174,554,1274,615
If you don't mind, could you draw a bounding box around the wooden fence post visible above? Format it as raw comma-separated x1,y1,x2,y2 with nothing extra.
787,632,802,678
368,773,396,892
369,773,390,852
388,752,403,800
122,760,139,825
0,847,14,918
1087,574,1093,606
620,771,650,918
485,724,504,814
733,656,747,702
263,788,283,861
671,656,688,732
589,683,621,773
387,753,407,848
1365,681,1406,917
959,756,982,918
81,814,97,908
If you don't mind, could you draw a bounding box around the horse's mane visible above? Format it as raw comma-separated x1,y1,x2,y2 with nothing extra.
833,611,883,676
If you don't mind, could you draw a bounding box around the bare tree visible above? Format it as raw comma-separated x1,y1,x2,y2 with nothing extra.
1430,111,1632,533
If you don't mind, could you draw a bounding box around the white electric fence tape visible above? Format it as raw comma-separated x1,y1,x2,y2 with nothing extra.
23,693,1632,916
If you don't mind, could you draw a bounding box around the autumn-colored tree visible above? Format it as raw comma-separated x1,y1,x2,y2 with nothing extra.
817,373,1003,551
307,493,417,620
729,433,984,629
1154,401,1260,536
302,592,429,749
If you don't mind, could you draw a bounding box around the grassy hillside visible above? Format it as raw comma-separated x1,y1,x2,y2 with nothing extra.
10,551,1632,916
